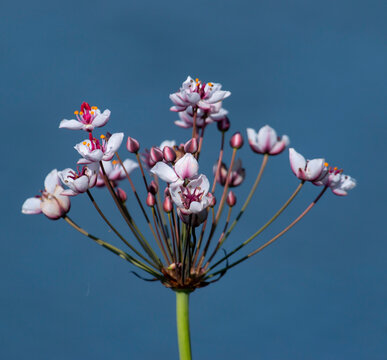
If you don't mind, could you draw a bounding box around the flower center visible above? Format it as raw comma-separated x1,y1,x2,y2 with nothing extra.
74,102,99,125
179,185,204,210
82,133,107,152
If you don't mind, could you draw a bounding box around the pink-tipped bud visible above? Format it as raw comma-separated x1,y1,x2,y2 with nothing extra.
163,146,176,162
217,116,230,132
226,191,237,207
230,132,244,149
209,193,216,207
163,196,173,213
184,138,198,154
126,137,140,153
149,180,158,195
150,147,163,163
146,192,156,207
116,187,127,202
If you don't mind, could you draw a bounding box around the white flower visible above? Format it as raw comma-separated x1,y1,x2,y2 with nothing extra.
247,125,289,155
75,132,124,165
96,159,138,187
22,169,71,220
175,105,228,129
331,174,356,196
289,148,325,181
58,163,99,196
59,102,110,132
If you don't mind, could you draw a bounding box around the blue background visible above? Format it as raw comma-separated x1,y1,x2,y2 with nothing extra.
1,0,386,359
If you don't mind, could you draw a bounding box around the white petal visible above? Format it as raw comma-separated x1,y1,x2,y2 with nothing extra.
53,185,71,212
150,162,179,183
105,132,124,156
61,189,78,196
189,201,204,213
44,169,60,193
92,109,111,128
41,198,63,219
174,154,198,180
159,140,176,150
246,128,258,145
306,159,325,180
169,183,184,208
59,119,84,130
289,148,306,178
22,197,42,214
121,159,138,177
73,176,89,193
186,92,200,104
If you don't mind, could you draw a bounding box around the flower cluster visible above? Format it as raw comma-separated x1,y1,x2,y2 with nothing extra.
23,77,356,292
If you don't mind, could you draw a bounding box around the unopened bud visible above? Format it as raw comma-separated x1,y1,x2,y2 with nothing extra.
163,146,176,162
126,137,140,153
164,187,170,197
150,147,164,163
230,132,244,149
115,187,127,202
217,116,230,132
149,180,158,195
226,191,237,207
163,196,173,213
184,138,198,154
146,192,156,207
209,193,216,207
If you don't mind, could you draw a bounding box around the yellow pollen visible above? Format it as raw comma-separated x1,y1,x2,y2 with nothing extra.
79,111,83,116
100,134,106,139
82,141,87,145
112,160,118,165
91,106,97,110
74,110,79,115
90,111,94,115
208,82,213,87
195,78,199,83
333,167,338,171
324,162,329,167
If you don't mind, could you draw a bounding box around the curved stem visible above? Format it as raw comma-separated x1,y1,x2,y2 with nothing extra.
176,290,192,360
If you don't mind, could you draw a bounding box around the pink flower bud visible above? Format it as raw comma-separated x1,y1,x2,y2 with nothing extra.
126,137,140,153
150,147,164,163
226,191,237,207
163,146,176,162
163,196,173,213
146,192,156,207
164,187,170,197
184,138,198,154
149,180,159,195
217,116,230,132
115,187,127,202
209,193,216,207
230,132,244,149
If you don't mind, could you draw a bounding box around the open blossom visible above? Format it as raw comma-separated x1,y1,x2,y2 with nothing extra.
59,102,110,132
96,159,138,187
289,148,325,181
170,76,231,112
175,104,228,129
213,159,245,187
75,132,124,165
247,125,289,155
150,153,198,185
58,163,99,196
22,169,71,220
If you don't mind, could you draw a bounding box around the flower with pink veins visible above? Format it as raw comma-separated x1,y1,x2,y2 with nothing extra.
247,125,289,155
289,148,325,181
59,102,111,132
96,159,138,187
175,104,228,129
22,169,71,220
150,153,199,185
170,76,231,112
75,132,124,165
58,163,99,196
213,158,246,187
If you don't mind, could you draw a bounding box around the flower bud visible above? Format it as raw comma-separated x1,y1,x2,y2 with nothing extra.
164,187,170,197
146,192,156,207
163,146,176,162
126,137,140,153
115,187,127,202
184,138,198,154
217,116,230,132
150,147,164,163
226,191,237,207
149,180,158,195
163,196,173,213
209,193,216,207
230,132,244,149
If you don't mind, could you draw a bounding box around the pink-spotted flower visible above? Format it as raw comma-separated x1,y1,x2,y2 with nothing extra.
289,148,325,181
58,163,99,196
213,159,246,187
22,169,71,220
59,102,111,132
170,76,231,112
175,104,228,129
313,163,356,196
96,159,138,187
150,153,198,186
247,125,289,155
75,132,124,165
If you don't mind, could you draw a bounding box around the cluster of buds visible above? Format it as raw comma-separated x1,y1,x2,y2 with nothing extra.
22,76,356,291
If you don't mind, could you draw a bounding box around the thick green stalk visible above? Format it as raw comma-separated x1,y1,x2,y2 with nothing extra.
176,291,192,360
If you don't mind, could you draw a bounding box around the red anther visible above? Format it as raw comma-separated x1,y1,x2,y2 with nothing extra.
226,191,237,207
150,147,164,163
163,146,176,162
184,138,198,154
163,196,173,213
126,137,140,153
146,192,156,207
230,132,244,149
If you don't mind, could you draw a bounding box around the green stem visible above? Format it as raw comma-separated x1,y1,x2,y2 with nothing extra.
176,291,192,360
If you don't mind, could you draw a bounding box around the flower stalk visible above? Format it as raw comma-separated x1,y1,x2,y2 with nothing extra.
176,290,192,360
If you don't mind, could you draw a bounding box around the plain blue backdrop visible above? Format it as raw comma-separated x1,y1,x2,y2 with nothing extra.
1,0,386,359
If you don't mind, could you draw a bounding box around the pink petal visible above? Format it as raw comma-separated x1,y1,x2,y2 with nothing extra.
174,154,198,180
306,159,325,180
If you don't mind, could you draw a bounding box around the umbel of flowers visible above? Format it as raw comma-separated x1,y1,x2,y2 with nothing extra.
22,78,356,360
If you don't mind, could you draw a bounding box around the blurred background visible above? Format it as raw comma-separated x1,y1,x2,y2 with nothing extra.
1,0,386,359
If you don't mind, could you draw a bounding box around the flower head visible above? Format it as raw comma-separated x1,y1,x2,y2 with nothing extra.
58,163,99,196
247,125,289,155
22,169,71,220
175,104,228,129
289,148,325,181
59,102,110,132
75,132,124,164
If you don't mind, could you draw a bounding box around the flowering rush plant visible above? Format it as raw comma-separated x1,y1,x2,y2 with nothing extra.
22,76,356,359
